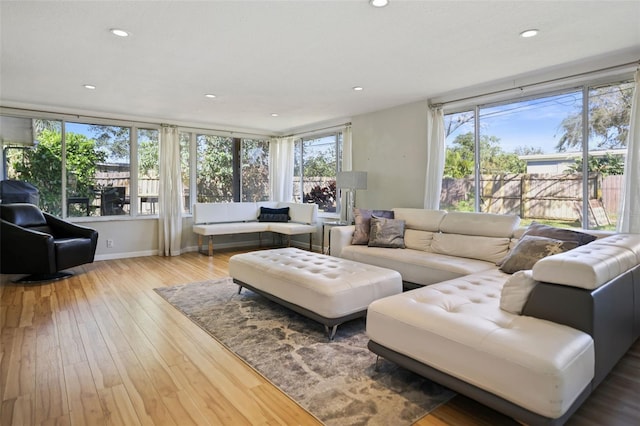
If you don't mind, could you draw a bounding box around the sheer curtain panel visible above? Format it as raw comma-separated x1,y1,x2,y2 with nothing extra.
158,125,183,256
269,137,294,202
618,70,640,233
424,106,445,209
340,126,353,222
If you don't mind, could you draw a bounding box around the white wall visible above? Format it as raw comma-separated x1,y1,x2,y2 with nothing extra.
351,100,429,210
89,218,158,260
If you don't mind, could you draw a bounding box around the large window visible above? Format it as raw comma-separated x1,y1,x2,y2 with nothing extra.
2,116,163,218
294,133,342,214
442,78,633,230
195,133,270,203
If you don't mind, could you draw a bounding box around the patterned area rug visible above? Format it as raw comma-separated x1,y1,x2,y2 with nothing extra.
154,278,455,425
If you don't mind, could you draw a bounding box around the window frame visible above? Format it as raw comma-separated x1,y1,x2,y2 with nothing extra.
442,73,634,230
0,110,162,221
294,131,343,217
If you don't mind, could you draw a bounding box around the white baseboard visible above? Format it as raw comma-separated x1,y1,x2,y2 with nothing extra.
94,239,322,261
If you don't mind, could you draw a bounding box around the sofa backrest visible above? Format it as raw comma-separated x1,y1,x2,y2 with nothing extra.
277,202,318,224
439,211,520,238
193,201,317,225
392,208,446,231
432,212,520,263
194,202,264,224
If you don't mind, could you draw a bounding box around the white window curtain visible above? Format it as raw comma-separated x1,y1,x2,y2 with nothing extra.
340,126,353,221
158,125,183,256
424,106,445,209
617,70,640,233
269,137,294,202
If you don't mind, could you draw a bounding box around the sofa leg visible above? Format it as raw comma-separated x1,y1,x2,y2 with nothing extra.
208,236,213,257
309,234,313,252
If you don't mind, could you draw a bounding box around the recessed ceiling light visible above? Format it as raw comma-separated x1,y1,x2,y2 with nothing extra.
110,28,130,37
520,29,539,38
353,86,364,91
204,94,217,98
271,113,279,117
370,0,389,7
83,84,96,90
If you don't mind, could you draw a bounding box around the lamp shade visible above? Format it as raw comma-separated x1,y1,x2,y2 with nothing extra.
336,171,367,190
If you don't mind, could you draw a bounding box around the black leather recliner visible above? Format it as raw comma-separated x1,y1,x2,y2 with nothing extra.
0,203,99,282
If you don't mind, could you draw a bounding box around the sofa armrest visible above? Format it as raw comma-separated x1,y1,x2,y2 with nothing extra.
523,265,639,387
329,225,355,257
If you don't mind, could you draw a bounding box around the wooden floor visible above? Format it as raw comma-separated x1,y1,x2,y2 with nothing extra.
1,250,639,425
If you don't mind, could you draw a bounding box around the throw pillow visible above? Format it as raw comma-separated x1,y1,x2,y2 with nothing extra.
498,235,578,274
257,207,290,222
351,208,394,245
368,216,405,248
500,270,539,315
521,221,597,246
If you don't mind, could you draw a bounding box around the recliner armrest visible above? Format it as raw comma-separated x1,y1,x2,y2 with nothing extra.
0,219,56,274
44,213,99,245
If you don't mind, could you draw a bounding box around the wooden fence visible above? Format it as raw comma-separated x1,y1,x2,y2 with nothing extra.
441,173,623,226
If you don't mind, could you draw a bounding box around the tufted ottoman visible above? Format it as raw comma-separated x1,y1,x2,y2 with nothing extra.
229,247,402,339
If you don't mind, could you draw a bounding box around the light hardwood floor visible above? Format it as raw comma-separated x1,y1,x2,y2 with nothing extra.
1,250,639,425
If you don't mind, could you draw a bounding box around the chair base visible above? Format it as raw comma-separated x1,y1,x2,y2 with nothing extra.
13,271,73,284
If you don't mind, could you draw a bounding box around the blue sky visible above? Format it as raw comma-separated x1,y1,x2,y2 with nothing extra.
446,90,584,155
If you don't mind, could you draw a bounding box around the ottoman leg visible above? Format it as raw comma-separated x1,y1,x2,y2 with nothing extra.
324,324,338,341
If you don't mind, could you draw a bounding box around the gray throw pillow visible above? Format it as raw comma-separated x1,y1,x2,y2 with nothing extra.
368,216,405,248
522,221,596,246
498,235,578,274
351,208,394,245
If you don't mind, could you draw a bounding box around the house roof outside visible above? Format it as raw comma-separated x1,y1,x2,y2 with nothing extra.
520,148,627,174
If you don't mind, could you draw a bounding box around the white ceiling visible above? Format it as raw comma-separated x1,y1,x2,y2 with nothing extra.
1,0,639,135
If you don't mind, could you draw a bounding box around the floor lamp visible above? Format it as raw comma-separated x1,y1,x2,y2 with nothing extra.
336,171,367,224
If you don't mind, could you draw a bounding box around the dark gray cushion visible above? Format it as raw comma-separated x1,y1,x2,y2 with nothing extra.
498,235,578,274
522,221,597,246
258,207,290,222
368,216,405,248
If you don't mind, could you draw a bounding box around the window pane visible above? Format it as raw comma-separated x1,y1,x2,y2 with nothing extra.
68,123,131,217
138,129,159,215
6,119,63,215
180,132,191,213
442,111,475,212
298,134,339,213
585,81,633,230
241,138,269,202
479,90,584,228
196,134,233,202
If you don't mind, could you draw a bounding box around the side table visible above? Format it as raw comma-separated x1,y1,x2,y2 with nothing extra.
322,221,349,255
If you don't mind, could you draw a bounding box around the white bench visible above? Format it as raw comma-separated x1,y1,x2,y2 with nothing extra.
193,202,318,256
229,248,403,339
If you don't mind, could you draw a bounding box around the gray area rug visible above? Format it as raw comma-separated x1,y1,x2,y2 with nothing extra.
154,278,455,425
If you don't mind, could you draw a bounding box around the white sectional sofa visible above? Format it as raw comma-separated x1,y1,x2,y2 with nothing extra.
330,208,640,425
193,202,318,255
